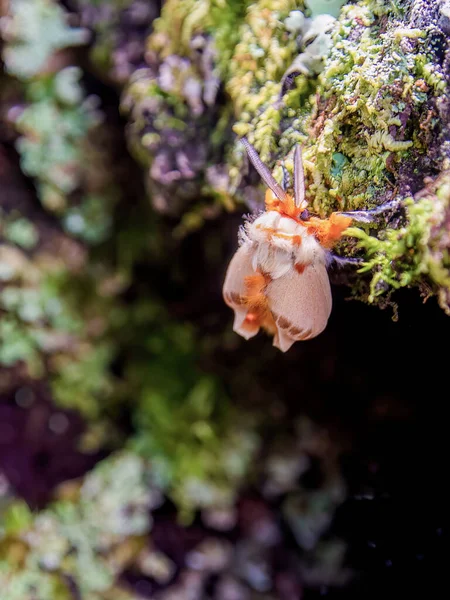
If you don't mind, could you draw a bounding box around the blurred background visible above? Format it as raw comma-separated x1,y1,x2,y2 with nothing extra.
0,1,448,599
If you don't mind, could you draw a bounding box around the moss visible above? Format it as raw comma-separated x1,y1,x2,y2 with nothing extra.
4,5,120,243
226,2,340,193
133,377,259,522
50,343,117,420
150,0,251,70
62,194,115,245
121,9,230,224
0,236,122,427
227,0,304,162
348,170,450,310
300,0,446,215
124,0,340,226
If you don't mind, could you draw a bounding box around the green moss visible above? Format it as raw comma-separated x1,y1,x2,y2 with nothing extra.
300,0,445,215
2,501,34,536
227,0,307,162
9,55,118,245
150,0,251,67
348,171,450,309
226,1,339,194
0,243,122,424
349,197,433,301
132,373,259,521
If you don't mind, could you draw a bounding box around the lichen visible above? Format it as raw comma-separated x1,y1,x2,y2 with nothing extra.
1,0,88,80
0,452,158,599
14,68,100,215
2,1,119,244
121,34,227,220
0,213,39,250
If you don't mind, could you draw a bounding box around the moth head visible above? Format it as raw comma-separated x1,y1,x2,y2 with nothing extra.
241,137,309,218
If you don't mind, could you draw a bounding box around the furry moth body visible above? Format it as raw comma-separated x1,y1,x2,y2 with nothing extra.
223,138,352,352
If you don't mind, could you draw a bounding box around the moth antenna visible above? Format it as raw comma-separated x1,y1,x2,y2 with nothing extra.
281,162,291,191
293,144,306,208
241,137,289,203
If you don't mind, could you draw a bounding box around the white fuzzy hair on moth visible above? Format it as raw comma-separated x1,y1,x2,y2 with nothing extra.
222,138,353,352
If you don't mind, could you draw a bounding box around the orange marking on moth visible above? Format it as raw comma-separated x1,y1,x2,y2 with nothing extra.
295,263,306,274
241,312,261,334
239,271,277,335
256,224,303,244
256,223,274,241
264,189,304,221
264,189,351,250
306,213,352,248
243,272,270,303
245,312,258,322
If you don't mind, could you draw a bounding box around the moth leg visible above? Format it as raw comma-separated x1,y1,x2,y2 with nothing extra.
329,255,364,268
336,198,403,224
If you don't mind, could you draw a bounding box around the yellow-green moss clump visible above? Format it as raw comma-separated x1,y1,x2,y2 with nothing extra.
348,169,450,313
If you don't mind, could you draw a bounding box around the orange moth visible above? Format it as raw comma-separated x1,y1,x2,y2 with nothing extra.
223,138,352,352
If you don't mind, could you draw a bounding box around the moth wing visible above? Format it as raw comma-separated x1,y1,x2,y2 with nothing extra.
266,262,332,352
222,244,259,339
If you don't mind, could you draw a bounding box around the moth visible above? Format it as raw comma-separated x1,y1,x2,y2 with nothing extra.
222,138,353,352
